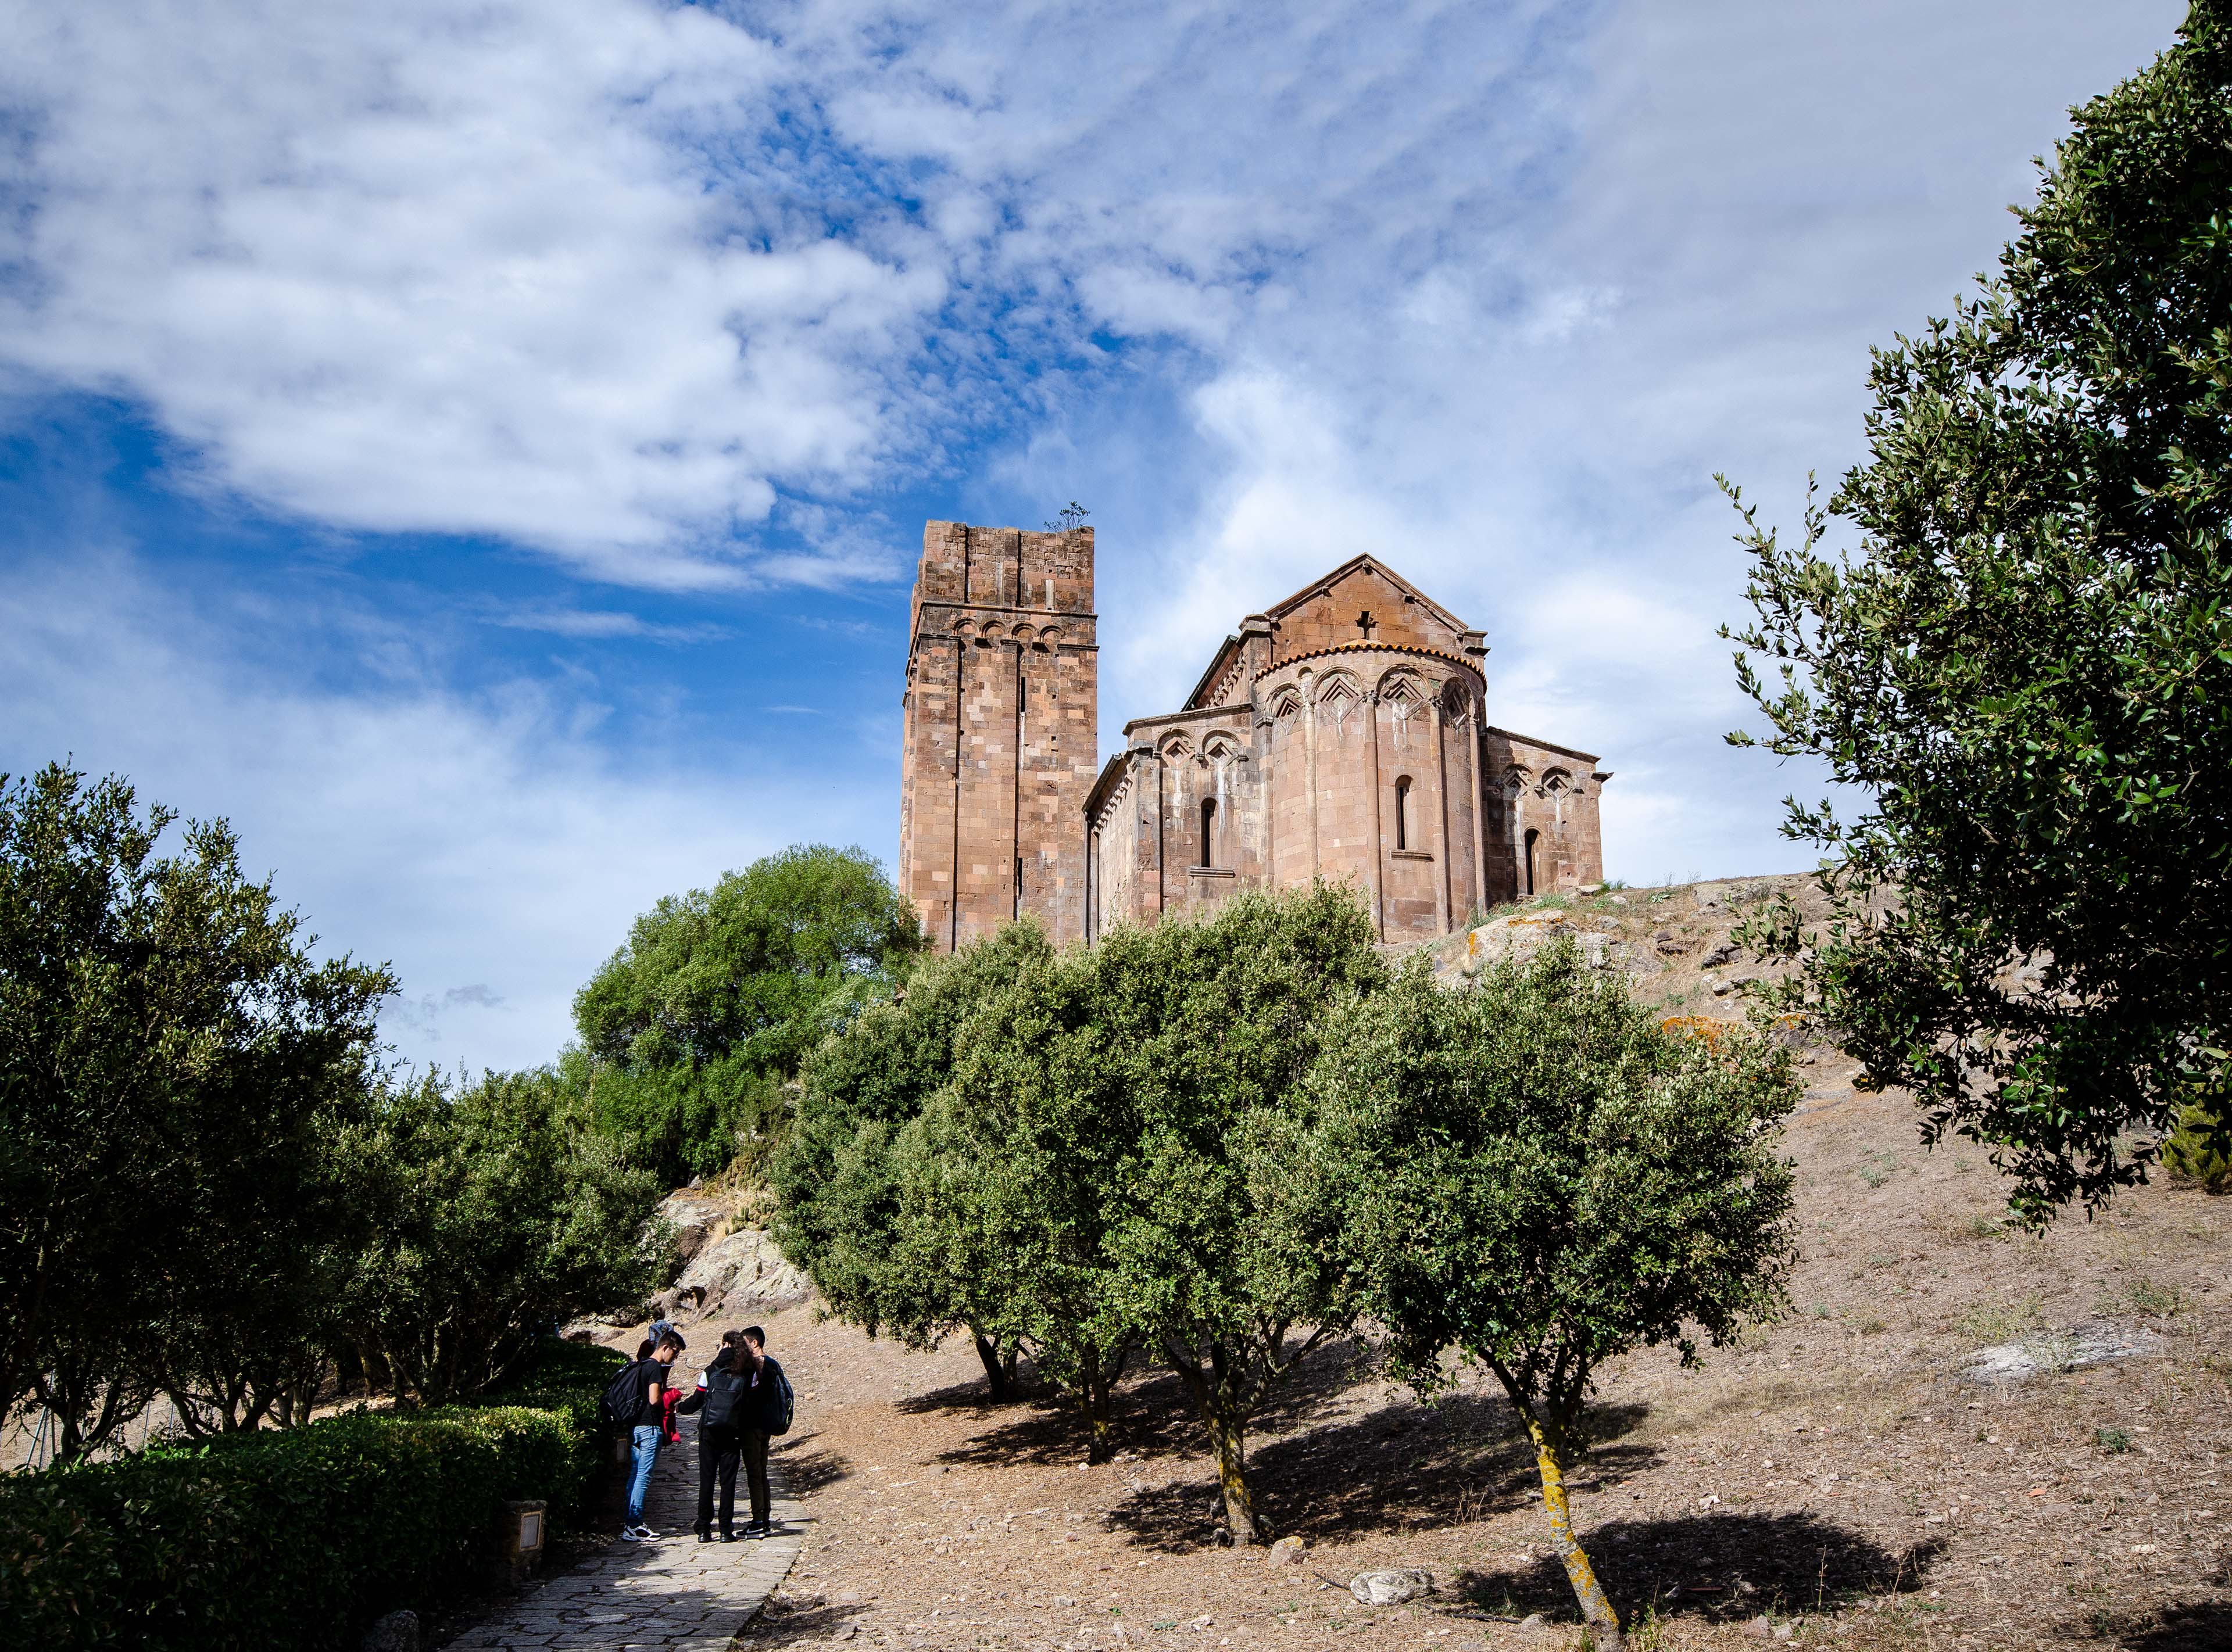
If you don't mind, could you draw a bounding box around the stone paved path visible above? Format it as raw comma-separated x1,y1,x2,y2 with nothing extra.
449,1419,808,1651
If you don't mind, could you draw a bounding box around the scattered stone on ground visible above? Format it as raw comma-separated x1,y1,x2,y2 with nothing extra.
1349,1568,1433,1606
1963,1321,2169,1386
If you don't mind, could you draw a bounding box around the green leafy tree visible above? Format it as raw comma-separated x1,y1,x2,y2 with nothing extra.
1313,945,1799,1650
0,764,394,1462
575,844,921,1182
1075,886,1385,1543
902,948,1142,1460
770,924,1054,1398
1721,2,2232,1219
338,1057,668,1404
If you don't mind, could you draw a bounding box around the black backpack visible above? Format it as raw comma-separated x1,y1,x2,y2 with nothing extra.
764,1362,795,1436
699,1363,749,1431
600,1358,653,1429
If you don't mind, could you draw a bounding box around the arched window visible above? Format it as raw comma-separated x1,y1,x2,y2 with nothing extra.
1199,796,1218,868
1394,776,1412,851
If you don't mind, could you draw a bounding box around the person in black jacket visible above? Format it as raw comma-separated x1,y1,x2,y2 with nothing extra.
736,1325,786,1538
678,1332,747,1542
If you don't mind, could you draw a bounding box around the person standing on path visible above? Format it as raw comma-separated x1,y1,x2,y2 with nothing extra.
736,1325,791,1538
678,1331,747,1542
624,1328,686,1541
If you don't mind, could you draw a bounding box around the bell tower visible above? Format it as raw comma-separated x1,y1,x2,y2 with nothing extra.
898,521,1099,949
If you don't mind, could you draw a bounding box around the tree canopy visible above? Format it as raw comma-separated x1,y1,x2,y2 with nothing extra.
575,843,921,1181
786,887,1385,1533
337,1058,669,1405
0,763,395,1460
1314,943,1800,1649
771,920,1053,1396
1721,1,2232,1218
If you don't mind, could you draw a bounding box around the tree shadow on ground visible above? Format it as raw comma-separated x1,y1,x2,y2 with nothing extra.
927,1364,1200,1470
925,1335,1401,1474
1104,1394,1654,1550
2074,1599,2232,1652
769,1435,850,1495
1447,1514,1948,1626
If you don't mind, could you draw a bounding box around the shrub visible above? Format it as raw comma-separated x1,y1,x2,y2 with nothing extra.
0,1341,619,1651
2163,1101,2231,1192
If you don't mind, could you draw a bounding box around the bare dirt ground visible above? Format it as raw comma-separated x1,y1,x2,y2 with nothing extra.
620,879,2230,1652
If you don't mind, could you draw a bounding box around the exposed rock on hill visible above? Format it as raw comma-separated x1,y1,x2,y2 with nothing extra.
660,1227,811,1321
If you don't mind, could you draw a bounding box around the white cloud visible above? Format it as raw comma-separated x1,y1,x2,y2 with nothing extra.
0,547,888,1070
1,2,942,586
0,0,2201,968
1075,0,2189,883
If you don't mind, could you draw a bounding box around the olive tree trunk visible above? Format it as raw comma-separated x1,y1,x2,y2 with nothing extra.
1166,1339,1268,1544
972,1329,1020,1402
1516,1399,1624,1651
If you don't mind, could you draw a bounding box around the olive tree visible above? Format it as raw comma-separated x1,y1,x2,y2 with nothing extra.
1313,944,1799,1649
771,924,1054,1398
1076,886,1385,1543
1721,1,2232,1219
0,764,394,1460
337,1060,668,1404
906,948,1143,1461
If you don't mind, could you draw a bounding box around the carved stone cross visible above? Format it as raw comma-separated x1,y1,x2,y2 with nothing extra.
1355,608,1378,640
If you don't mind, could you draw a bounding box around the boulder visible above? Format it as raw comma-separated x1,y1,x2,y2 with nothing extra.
669,1227,812,1318
1349,1568,1433,1606
1965,1321,2165,1386
1267,1535,1306,1566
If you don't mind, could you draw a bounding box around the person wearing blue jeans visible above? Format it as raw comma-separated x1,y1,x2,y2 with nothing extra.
623,1330,686,1540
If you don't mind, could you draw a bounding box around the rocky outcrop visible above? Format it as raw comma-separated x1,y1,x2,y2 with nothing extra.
1451,907,1630,980
653,1227,812,1322
657,1188,731,1266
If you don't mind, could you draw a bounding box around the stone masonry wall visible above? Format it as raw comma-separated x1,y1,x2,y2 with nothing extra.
900,522,1098,949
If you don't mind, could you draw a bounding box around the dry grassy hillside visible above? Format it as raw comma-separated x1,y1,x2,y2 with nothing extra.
575,878,2229,1652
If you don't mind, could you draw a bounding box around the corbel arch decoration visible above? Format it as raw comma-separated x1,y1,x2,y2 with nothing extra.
1201,730,1244,764
1380,669,1425,747
1267,686,1304,720
1316,671,1363,739
1315,669,1362,705
1157,730,1196,762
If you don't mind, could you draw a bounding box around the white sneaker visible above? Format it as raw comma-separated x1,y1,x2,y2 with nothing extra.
621,1524,659,1542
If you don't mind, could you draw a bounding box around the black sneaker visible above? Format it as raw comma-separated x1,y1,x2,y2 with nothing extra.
695,1530,714,1543
719,1529,740,1542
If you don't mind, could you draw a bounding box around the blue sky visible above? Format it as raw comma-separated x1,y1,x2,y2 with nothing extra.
0,1,2189,1070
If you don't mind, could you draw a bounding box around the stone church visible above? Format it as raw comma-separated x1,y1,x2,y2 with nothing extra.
898,519,1607,952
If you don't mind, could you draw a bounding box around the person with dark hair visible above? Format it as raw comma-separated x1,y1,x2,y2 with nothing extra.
678,1330,746,1542
735,1325,790,1538
621,1328,686,1541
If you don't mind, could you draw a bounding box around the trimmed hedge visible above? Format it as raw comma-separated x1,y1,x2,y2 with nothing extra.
0,1340,623,1651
